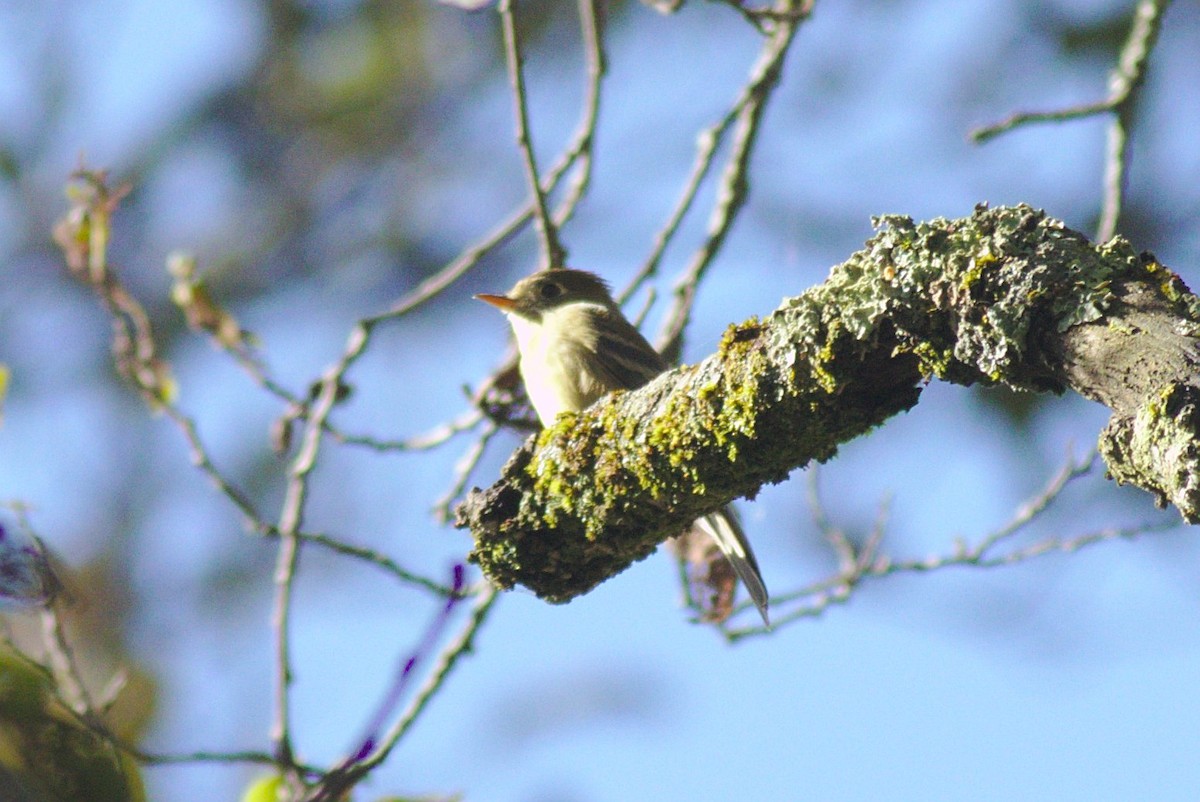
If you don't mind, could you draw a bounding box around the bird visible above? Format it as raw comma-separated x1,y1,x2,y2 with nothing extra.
476,268,769,625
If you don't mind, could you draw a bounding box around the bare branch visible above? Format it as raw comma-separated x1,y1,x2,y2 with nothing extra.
657,0,812,358
305,584,500,801
971,0,1172,240
725,449,1162,639
552,0,606,229
499,0,568,270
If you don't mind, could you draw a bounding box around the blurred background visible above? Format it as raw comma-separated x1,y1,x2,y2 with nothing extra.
2,0,1199,799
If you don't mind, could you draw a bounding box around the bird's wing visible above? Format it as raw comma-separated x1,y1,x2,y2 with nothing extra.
574,306,669,392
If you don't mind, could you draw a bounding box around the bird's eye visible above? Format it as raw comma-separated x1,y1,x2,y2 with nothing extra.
539,281,563,301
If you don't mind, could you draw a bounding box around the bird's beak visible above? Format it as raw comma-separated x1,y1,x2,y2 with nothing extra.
475,293,517,311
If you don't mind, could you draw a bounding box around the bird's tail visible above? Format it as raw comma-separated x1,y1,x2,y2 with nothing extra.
693,509,770,627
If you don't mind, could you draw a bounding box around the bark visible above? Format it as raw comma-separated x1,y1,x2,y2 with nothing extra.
456,204,1200,603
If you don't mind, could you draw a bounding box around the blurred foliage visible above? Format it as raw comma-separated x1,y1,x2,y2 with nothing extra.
241,773,284,802
1,556,159,738
0,646,146,802
1040,2,1146,58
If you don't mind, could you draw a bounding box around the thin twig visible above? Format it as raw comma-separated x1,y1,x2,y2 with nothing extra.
366,56,600,326
499,0,568,269
1097,0,1170,241
622,109,733,307
621,1,816,307
39,603,95,715
1097,105,1133,244
551,0,606,230
332,407,485,453
732,519,1166,638
354,0,604,360
170,251,486,457
970,0,1172,240
160,404,264,525
971,100,1114,142
727,448,1161,639
971,0,1168,144
713,0,810,34
805,467,855,571
305,585,500,801
134,747,312,770
290,531,462,598
371,584,497,761
966,449,1098,558
269,367,344,768
163,393,455,596
434,420,501,523
341,567,468,770
657,0,810,356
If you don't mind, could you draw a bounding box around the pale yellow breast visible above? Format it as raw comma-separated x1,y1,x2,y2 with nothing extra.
508,304,607,424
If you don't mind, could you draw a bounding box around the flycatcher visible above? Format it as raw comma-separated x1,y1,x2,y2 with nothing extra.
477,268,769,625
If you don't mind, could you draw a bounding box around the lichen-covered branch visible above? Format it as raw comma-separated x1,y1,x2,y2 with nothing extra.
456,204,1200,604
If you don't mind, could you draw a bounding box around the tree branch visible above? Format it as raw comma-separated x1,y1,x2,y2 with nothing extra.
970,0,1172,241
456,203,1200,603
